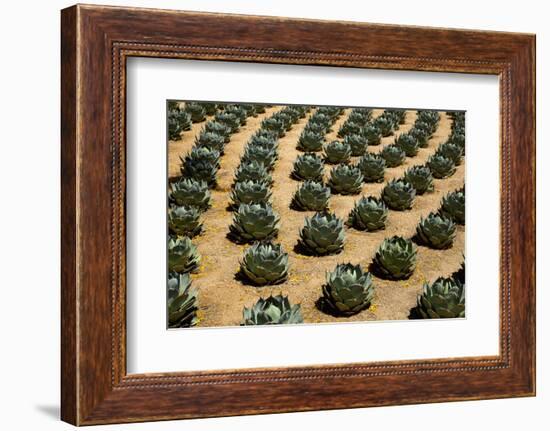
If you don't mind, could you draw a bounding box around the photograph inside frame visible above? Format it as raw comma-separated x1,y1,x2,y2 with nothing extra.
166,101,465,329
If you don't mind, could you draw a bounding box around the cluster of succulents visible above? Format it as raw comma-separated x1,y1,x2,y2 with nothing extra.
324,140,352,164
239,241,289,286
409,276,465,319
184,102,207,123
347,196,388,231
327,163,364,195
168,107,192,141
439,187,465,224
416,212,457,249
337,108,372,139
373,236,417,280
167,272,199,328
382,179,416,210
356,153,386,183
319,263,375,316
373,110,402,137
291,180,331,211
297,212,345,255
242,295,303,325
407,110,439,148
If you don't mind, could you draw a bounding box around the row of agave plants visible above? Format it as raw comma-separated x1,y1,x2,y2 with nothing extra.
167,102,268,328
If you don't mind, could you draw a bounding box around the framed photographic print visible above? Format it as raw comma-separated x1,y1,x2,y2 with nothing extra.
61,4,536,425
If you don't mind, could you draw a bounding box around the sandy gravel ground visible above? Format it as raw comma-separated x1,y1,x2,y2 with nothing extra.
167,106,465,327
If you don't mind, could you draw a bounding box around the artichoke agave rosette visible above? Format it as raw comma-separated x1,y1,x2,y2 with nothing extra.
240,241,289,286
373,236,417,280
347,196,388,231
291,180,331,211
167,272,199,328
229,202,280,243
242,295,303,325
298,212,345,256
168,236,201,274
410,277,465,319
327,163,364,195
416,212,457,249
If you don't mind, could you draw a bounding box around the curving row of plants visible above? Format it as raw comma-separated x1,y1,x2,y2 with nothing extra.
166,103,266,328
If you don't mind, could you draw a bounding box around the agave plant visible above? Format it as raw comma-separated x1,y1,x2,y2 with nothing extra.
374,116,395,137
169,178,211,210
291,180,331,211
338,121,362,138
347,196,388,231
291,153,325,182
297,212,345,256
395,133,419,157
304,121,327,136
373,236,417,280
167,273,199,328
427,154,456,179
297,130,324,152
184,102,207,123
242,295,303,325
224,105,247,126
410,277,465,319
403,165,434,195
324,140,352,164
362,123,382,145
168,205,202,237
181,146,220,169
327,164,364,195
261,117,286,138
440,188,465,224
309,112,333,130
234,160,273,185
248,134,278,151
414,120,435,138
348,109,372,125
168,236,201,273
437,141,463,165
228,202,280,243
204,121,231,142
357,153,386,183
214,112,240,133
180,159,218,188
240,241,289,286
408,127,429,148
195,131,226,154
320,263,375,316
416,212,457,249
198,102,217,116
380,145,406,168
168,109,192,140
230,180,272,208
241,145,278,171
344,134,368,156
448,132,465,149
382,179,416,210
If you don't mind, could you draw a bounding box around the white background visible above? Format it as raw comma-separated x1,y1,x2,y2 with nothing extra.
0,0,547,430
127,59,499,373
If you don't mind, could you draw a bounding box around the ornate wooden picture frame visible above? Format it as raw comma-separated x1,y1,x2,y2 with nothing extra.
61,4,535,425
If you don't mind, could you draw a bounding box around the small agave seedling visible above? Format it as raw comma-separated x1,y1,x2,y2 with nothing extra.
362,123,382,146
408,127,429,148
230,180,272,208
344,134,368,157
327,164,364,195
167,273,199,328
184,102,207,123
404,165,434,195
427,154,456,179
298,212,345,256
338,121,362,138
395,133,419,157
382,179,416,211
242,295,304,325
234,160,273,185
168,205,203,238
291,153,325,182
203,121,231,143
168,236,201,274
347,196,388,231
320,263,375,316
169,178,211,211
297,130,325,152
436,141,463,165
373,236,417,280
292,180,331,211
440,188,465,224
240,241,290,286
195,129,225,155
229,202,280,243
241,145,278,171
324,140,352,164
416,212,457,249
409,277,465,319
356,153,386,183
380,144,406,167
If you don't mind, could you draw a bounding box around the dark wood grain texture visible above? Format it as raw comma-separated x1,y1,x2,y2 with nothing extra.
60,4,536,425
